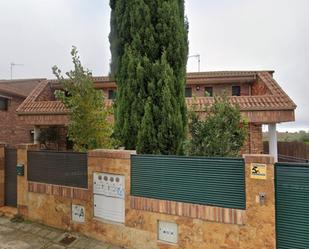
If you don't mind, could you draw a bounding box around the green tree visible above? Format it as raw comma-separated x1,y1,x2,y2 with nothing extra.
110,0,188,154
188,95,248,157
53,47,113,152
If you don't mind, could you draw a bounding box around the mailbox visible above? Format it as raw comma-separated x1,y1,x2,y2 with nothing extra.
16,164,24,176
93,172,125,223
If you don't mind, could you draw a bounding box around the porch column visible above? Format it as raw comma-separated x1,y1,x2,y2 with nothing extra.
33,126,40,145
268,123,278,162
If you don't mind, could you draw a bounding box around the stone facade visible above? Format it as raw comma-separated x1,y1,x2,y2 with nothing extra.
12,147,276,249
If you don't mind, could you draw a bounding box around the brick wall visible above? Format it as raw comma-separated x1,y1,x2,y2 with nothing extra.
36,85,56,101
241,123,263,155
191,83,251,97
250,123,263,154
0,97,33,145
251,76,271,95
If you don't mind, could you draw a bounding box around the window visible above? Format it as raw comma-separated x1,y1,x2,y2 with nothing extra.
205,87,213,97
108,89,116,100
185,87,192,97
232,86,241,96
0,98,8,111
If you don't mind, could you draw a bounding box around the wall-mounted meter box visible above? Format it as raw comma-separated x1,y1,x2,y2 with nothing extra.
158,220,178,244
16,164,24,176
93,172,125,199
72,204,85,223
93,172,125,223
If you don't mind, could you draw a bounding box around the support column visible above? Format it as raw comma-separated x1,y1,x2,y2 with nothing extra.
241,154,276,249
33,126,40,145
268,123,278,162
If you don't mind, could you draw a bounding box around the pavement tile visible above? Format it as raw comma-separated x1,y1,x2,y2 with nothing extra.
27,236,50,249
19,223,33,232
45,231,63,240
70,237,91,249
0,226,14,233
0,218,119,249
29,225,43,234
93,244,111,249
13,223,25,230
37,228,52,238
0,240,31,249
45,244,66,249
0,217,10,225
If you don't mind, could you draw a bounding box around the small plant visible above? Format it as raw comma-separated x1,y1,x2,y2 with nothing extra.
187,94,248,157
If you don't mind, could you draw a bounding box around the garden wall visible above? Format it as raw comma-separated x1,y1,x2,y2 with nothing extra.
11,145,275,249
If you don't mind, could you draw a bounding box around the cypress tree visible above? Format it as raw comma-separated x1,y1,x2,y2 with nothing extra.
110,0,188,154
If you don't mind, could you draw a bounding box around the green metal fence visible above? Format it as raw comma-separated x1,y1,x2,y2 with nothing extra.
276,162,309,249
131,155,246,209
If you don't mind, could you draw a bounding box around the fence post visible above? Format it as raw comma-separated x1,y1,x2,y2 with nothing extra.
16,144,39,217
0,143,6,207
241,154,276,249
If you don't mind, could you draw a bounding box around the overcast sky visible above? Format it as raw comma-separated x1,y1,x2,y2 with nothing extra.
0,0,308,131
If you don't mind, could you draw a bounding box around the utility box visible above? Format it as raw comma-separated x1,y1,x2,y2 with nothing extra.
72,204,85,223
93,172,125,223
158,221,178,244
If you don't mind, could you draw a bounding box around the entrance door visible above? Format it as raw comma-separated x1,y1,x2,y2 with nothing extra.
276,163,309,249
4,148,17,207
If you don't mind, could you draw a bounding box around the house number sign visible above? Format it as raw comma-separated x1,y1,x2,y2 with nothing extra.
250,163,267,180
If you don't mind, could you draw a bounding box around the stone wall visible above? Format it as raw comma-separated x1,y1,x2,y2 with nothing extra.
13,148,276,249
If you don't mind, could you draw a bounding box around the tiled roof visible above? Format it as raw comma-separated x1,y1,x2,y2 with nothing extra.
17,79,113,114
17,71,296,115
186,70,274,78
0,79,45,98
188,72,296,111
187,95,295,111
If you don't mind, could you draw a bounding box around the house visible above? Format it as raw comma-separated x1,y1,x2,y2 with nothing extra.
16,71,296,159
0,79,44,145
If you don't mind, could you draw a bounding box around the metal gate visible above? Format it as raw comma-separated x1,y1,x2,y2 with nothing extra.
275,163,309,249
4,148,17,207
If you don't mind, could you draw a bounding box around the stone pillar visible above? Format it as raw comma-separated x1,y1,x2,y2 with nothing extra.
16,144,39,217
33,126,40,145
0,144,6,207
268,123,278,162
241,154,276,249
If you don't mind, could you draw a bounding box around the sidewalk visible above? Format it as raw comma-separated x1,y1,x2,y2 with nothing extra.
0,216,122,249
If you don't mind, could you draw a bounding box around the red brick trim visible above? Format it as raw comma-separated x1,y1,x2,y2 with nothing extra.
88,149,136,159
130,196,245,225
28,182,90,201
